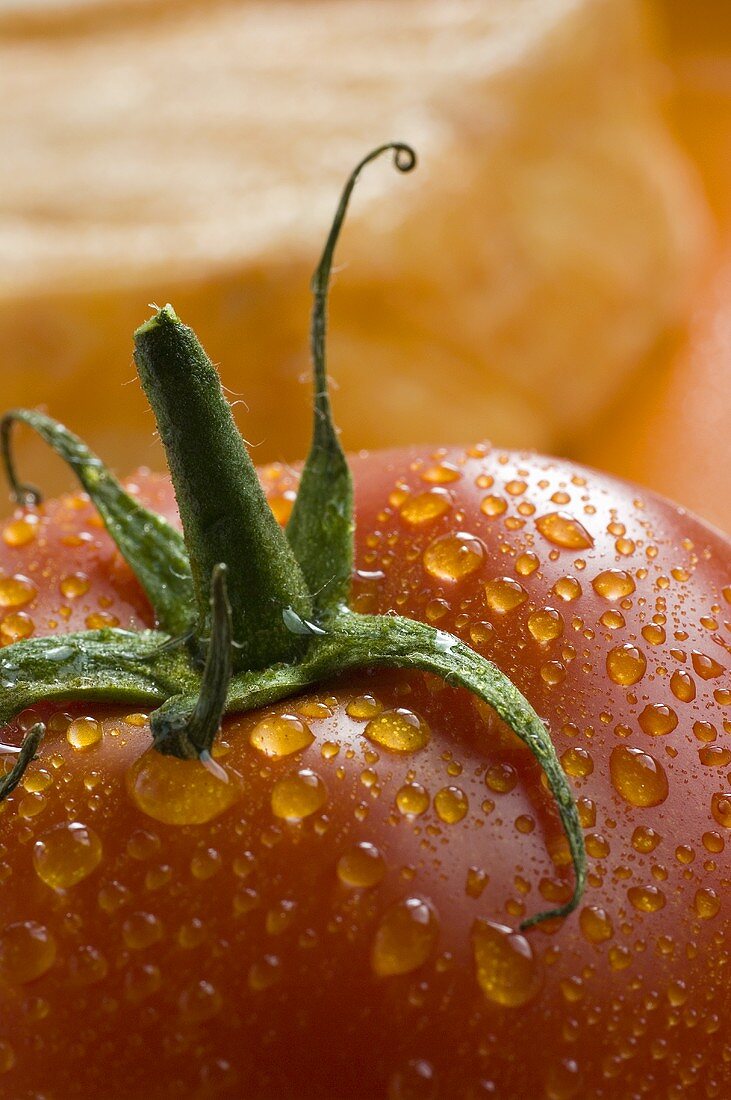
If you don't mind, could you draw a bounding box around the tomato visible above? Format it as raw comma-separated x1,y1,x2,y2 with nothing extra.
0,441,727,1098
0,143,729,1100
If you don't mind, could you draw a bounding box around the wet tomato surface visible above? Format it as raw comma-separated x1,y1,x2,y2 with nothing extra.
0,444,729,1098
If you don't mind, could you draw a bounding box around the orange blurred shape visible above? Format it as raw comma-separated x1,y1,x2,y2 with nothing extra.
583,242,731,534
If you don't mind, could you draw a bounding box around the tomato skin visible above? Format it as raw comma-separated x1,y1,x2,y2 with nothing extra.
0,445,729,1099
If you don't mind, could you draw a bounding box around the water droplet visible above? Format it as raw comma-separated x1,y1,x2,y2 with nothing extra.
346,695,382,720
125,962,161,1003
0,922,56,983
434,786,468,824
400,490,452,525
535,512,593,550
33,822,102,889
122,911,163,951
0,612,33,644
485,763,517,794
371,897,438,977
632,826,661,853
423,532,484,582
480,495,507,517
421,462,461,485
66,717,102,752
670,670,695,702
337,842,385,888
85,611,120,629
248,956,281,992
694,888,721,919
691,651,724,680
561,746,593,778
699,745,731,767
627,885,665,913
471,919,541,1007
484,577,527,614
592,570,635,600
546,1059,582,1100
515,552,539,576
638,704,677,737
395,783,430,816
271,769,327,821
711,792,731,828
610,746,668,807
249,713,314,758
0,575,36,609
579,906,613,944
527,608,563,643
3,515,38,548
365,709,429,753
552,576,582,602
387,1059,437,1100
190,847,221,881
179,979,223,1023
127,750,241,825
606,644,646,686
60,573,90,599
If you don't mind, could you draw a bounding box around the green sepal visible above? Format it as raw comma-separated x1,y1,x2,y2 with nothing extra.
0,409,195,637
152,564,233,759
222,611,585,929
0,628,196,727
134,306,313,671
287,143,416,617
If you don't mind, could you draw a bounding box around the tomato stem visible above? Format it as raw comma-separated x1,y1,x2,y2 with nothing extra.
133,305,313,671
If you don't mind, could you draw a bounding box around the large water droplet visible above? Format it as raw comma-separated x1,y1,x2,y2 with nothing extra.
365,709,429,753
371,897,438,977
33,822,102,889
423,532,484,582
535,513,593,550
249,714,314,758
127,750,241,825
471,919,541,1007
271,769,327,821
0,922,56,984
610,746,668,807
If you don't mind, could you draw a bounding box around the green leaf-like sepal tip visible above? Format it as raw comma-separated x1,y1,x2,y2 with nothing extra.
0,143,586,929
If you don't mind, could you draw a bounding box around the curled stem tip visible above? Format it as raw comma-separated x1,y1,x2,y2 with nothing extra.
1,414,42,506
151,563,233,759
0,723,45,801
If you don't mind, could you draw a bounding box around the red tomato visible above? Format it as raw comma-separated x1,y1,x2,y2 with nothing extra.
0,444,729,1098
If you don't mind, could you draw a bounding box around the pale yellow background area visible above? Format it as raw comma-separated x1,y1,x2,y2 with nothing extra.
0,0,728,529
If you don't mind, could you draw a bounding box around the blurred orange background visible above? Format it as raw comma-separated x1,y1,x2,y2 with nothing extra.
0,0,729,531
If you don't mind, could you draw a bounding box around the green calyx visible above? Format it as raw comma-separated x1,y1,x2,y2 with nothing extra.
0,143,585,929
